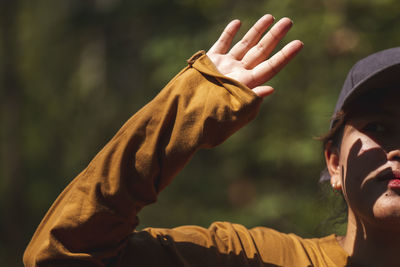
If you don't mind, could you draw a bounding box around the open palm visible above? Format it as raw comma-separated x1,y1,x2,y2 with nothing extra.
207,15,303,98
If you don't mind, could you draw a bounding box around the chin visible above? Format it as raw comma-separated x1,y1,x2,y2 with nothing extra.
372,193,400,226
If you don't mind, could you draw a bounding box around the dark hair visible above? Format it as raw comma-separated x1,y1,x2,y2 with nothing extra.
316,111,349,232
316,110,346,183
317,110,346,149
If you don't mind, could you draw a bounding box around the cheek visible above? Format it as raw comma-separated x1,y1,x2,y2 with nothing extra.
339,136,379,200
358,136,380,154
343,173,363,204
342,167,380,220
339,134,390,218
339,134,381,172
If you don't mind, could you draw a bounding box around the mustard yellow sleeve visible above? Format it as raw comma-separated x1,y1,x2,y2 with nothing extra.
23,51,263,267
120,222,346,266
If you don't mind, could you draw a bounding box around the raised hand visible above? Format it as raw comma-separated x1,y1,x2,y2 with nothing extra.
207,14,303,98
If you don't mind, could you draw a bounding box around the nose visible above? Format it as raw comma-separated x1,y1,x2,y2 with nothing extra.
387,149,400,161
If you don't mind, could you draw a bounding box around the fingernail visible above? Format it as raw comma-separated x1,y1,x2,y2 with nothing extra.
265,14,275,21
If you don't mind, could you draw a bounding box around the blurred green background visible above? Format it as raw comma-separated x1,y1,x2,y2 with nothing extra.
1,0,400,265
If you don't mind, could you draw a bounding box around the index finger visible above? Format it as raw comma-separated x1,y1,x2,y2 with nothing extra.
208,20,241,54
251,40,303,86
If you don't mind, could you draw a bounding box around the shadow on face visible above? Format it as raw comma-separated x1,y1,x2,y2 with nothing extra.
341,87,400,225
343,138,389,219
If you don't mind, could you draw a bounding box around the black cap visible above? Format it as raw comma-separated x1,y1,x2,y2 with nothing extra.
331,47,400,128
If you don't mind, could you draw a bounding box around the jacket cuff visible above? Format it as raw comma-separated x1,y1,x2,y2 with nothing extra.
187,50,262,106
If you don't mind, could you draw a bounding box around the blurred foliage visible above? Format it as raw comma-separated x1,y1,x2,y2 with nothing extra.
1,0,400,266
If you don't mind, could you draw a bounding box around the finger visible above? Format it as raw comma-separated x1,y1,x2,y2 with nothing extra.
242,17,293,69
208,20,241,54
250,40,303,86
228,14,275,60
252,85,274,98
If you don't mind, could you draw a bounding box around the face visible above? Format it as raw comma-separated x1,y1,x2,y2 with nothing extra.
326,88,400,228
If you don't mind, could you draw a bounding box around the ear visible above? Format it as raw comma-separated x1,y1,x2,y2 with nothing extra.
324,141,342,190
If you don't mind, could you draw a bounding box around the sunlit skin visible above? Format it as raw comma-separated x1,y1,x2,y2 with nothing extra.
325,88,400,266
206,14,303,97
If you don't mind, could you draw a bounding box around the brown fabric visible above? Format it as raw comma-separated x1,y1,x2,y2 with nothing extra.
23,51,348,267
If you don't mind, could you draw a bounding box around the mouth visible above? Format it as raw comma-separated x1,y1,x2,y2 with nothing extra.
377,170,400,190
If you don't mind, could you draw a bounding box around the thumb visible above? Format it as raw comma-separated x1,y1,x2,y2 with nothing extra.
252,86,274,98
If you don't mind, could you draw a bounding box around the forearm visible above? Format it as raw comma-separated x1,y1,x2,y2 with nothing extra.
23,51,262,267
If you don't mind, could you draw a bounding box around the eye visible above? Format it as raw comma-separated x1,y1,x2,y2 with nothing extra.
362,122,386,133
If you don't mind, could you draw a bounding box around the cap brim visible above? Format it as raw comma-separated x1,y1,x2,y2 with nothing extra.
341,63,400,109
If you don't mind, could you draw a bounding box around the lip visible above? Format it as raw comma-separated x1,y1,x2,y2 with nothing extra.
393,171,400,179
377,170,400,190
388,179,400,189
